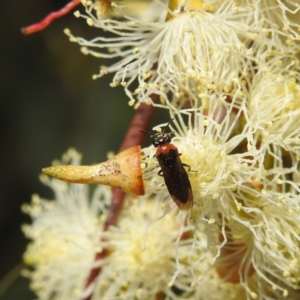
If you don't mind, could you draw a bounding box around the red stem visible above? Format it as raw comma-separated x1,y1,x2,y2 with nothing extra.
118,103,154,152
82,100,155,300
22,0,81,35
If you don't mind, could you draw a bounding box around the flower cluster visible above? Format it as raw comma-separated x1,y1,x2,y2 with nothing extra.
23,149,246,299
23,0,300,299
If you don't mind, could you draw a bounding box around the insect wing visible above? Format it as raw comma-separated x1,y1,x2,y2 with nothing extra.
160,156,193,210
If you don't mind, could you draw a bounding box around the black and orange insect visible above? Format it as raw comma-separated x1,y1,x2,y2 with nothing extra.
141,121,193,210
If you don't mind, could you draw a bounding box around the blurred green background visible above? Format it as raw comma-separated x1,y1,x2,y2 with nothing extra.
0,0,167,298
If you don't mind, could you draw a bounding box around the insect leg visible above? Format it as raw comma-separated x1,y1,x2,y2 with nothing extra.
182,163,191,171
158,169,164,177
182,163,197,172
142,164,157,175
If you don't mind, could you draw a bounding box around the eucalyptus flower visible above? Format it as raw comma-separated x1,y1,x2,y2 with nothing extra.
140,88,300,298
22,149,110,300
22,0,300,299
65,0,300,107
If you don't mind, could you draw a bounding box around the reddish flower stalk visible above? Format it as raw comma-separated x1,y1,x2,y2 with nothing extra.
22,0,81,35
82,100,155,300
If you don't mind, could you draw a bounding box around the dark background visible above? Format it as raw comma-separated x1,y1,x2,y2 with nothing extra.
0,0,165,298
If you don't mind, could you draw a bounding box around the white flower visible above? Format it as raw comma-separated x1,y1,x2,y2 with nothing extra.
140,96,300,298
239,54,300,298
22,149,111,300
249,59,300,152
249,0,300,55
65,0,300,108
90,194,201,299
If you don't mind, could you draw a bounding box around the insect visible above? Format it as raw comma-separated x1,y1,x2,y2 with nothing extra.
141,120,193,210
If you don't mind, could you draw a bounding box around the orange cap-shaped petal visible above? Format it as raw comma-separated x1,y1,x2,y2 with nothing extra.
42,146,144,195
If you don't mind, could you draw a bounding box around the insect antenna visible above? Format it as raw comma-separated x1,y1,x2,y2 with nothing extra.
140,130,152,135
162,118,175,133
